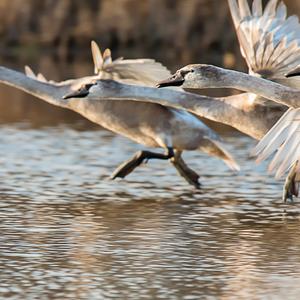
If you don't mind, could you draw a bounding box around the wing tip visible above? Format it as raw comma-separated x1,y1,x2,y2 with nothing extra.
91,40,103,74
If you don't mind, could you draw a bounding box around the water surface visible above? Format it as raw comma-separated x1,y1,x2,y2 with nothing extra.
0,122,300,299
0,61,300,299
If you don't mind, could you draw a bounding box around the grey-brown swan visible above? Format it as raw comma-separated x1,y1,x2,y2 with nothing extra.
156,0,300,200
0,42,239,188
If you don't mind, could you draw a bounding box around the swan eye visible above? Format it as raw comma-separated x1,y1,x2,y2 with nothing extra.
180,69,194,77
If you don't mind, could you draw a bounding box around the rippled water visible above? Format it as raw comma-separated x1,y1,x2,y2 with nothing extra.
1,58,300,299
0,121,300,300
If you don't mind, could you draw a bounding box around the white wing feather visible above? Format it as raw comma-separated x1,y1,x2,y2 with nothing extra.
91,40,103,74
228,0,300,78
90,40,171,86
230,0,300,182
24,65,36,79
253,108,300,178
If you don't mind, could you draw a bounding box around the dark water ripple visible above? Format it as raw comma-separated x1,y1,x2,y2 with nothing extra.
0,124,300,299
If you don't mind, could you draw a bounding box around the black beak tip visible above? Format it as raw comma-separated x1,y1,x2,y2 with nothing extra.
286,73,300,78
62,89,89,100
156,75,184,88
156,80,179,88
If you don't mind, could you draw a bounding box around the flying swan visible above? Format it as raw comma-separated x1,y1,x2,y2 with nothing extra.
0,42,240,188
156,0,300,200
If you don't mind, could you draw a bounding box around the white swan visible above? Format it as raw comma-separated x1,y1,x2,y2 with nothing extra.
156,0,300,200
0,42,239,188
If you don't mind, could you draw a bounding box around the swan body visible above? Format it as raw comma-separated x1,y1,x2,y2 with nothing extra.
0,42,239,188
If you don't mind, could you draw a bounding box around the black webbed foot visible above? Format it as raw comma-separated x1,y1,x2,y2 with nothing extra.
171,151,201,189
111,148,174,179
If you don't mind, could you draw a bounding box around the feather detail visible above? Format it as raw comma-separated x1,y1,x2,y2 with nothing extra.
252,0,263,17
91,40,103,74
90,41,171,86
253,108,300,178
24,65,36,79
37,73,47,82
103,48,112,66
228,0,300,80
198,140,240,171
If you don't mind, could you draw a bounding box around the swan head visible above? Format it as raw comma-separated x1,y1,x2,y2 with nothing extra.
62,80,126,100
157,64,226,89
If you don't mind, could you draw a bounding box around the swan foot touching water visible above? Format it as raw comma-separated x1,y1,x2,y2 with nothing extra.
156,0,300,201
283,162,300,202
170,151,201,189
110,147,201,188
0,42,238,189
5,0,300,199
111,148,174,179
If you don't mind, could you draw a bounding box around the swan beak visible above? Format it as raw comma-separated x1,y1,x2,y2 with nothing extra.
286,66,300,78
63,89,89,99
63,83,94,99
156,72,184,88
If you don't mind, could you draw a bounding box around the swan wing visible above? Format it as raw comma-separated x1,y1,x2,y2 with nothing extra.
252,107,300,178
102,59,171,86
228,0,300,79
91,40,104,74
24,65,37,79
91,41,171,86
23,41,171,89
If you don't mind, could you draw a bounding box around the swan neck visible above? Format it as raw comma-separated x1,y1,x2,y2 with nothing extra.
223,69,300,108
93,81,263,137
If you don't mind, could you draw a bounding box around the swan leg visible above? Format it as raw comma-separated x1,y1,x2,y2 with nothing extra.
171,151,201,189
111,148,174,179
283,161,300,202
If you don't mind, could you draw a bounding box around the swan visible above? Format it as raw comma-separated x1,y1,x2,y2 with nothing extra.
0,41,239,188
157,0,300,200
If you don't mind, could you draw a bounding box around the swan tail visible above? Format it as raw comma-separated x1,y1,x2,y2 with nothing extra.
198,139,240,171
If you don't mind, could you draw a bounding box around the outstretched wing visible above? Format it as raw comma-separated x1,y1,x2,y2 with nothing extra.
25,65,48,83
233,0,300,193
24,41,171,88
228,0,300,80
91,41,171,86
252,108,300,179
24,65,100,92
